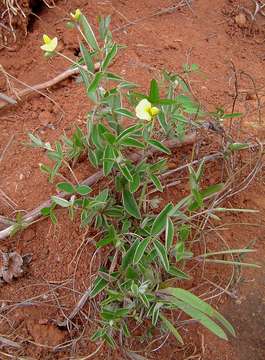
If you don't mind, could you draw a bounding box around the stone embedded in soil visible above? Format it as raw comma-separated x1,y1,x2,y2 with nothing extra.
39,110,54,126
22,228,35,242
26,320,66,347
235,13,247,28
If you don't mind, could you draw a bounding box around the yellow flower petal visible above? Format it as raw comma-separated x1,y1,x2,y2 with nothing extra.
70,9,81,21
135,99,152,121
150,106,160,116
41,37,58,52
43,34,51,44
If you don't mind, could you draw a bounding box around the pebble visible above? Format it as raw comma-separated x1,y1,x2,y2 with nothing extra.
39,110,54,126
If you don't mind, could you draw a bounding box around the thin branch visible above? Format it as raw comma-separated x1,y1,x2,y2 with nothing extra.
0,134,196,240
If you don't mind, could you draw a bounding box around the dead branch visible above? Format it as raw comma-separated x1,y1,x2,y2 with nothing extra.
0,62,100,110
0,133,196,240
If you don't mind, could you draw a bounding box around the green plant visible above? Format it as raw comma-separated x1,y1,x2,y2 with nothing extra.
29,10,239,348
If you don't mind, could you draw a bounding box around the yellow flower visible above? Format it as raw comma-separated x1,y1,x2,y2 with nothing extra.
70,9,81,21
135,99,160,121
40,34,58,52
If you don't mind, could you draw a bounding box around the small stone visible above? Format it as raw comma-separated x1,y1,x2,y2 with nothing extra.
22,228,35,242
39,111,54,126
26,320,66,347
235,13,247,28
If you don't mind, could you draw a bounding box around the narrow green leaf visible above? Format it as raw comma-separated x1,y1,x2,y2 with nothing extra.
133,237,150,265
80,43,94,72
122,239,140,270
150,174,163,192
89,276,108,298
149,79,159,103
200,183,224,199
165,217,174,251
223,112,242,119
121,137,145,149
102,43,118,71
169,298,228,340
103,145,115,176
151,203,173,235
87,72,103,99
154,240,170,271
228,142,249,151
114,108,135,119
147,139,171,155
122,189,141,219
51,196,70,208
80,14,99,51
129,173,141,193
159,314,183,344
118,163,133,182
139,293,150,308
149,159,167,173
159,287,235,337
175,241,185,261
167,266,190,280
117,124,142,142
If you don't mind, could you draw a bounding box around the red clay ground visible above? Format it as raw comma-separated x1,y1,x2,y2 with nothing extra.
1,0,265,359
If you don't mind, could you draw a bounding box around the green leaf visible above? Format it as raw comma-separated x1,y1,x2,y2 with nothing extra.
178,224,190,242
151,203,173,235
133,237,150,265
228,142,249,151
175,242,185,261
114,108,135,119
117,124,142,142
139,293,150,308
88,149,99,167
147,139,171,155
56,182,75,194
80,14,99,51
150,174,163,192
50,210,57,224
51,196,70,208
96,235,113,248
87,72,103,100
169,298,228,340
101,43,118,71
89,276,108,298
200,183,224,199
159,314,183,344
159,287,235,337
120,137,145,149
167,266,190,280
149,159,167,174
222,112,242,119
149,79,159,103
122,239,140,270
165,217,174,251
129,173,141,193
103,333,116,348
80,43,94,72
41,207,51,216
118,163,133,182
154,240,170,271
76,184,92,195
157,111,169,133
103,145,115,176
122,189,141,219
